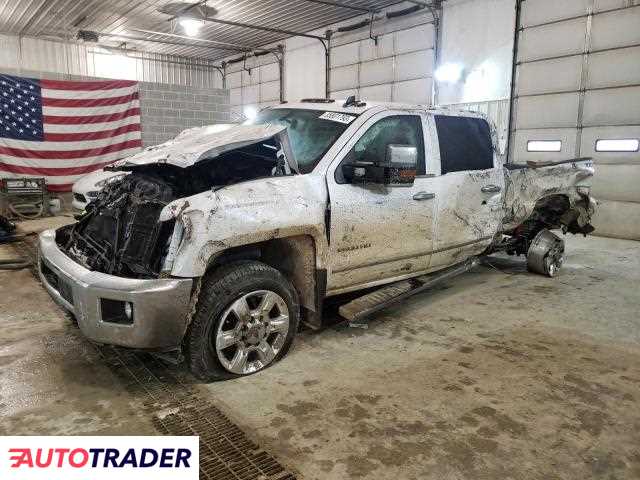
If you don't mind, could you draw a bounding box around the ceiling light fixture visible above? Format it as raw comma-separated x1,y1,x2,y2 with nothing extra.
179,17,203,37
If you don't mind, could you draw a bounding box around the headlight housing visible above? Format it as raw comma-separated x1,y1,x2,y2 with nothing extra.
95,173,126,188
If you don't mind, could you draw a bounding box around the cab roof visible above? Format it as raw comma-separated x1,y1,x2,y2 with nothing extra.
268,99,489,121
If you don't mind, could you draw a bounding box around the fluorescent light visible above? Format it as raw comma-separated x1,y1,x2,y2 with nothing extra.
527,140,562,152
434,63,464,83
179,18,202,37
243,106,258,121
595,139,639,152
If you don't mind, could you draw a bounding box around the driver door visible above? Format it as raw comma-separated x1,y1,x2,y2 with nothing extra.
326,112,437,294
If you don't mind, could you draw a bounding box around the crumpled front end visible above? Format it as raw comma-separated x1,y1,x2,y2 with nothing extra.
38,229,193,349
57,125,296,279
58,172,179,278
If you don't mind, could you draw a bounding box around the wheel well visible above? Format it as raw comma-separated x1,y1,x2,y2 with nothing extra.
510,194,571,238
207,236,321,323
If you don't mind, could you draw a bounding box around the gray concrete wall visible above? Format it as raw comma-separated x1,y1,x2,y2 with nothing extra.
138,82,230,147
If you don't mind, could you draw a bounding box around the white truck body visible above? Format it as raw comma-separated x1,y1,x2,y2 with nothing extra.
38,100,595,377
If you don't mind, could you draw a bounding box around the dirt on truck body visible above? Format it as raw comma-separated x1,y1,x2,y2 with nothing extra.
39,100,595,380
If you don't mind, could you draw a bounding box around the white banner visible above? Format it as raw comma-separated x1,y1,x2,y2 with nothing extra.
0,436,199,480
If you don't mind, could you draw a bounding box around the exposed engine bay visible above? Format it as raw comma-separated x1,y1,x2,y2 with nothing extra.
57,138,288,278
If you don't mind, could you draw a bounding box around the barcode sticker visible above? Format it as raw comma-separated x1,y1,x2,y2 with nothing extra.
319,112,356,124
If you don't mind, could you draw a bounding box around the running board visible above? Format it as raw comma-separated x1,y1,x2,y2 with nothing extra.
339,258,479,324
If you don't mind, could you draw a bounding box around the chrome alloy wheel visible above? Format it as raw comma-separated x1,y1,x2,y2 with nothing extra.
214,290,290,375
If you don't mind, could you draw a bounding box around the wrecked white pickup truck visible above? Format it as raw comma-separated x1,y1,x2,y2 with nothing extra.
38,98,595,380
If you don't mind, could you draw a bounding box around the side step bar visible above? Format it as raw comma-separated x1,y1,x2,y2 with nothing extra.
338,258,479,323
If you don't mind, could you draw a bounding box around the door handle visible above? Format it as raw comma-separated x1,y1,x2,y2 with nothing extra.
481,184,501,193
413,191,435,201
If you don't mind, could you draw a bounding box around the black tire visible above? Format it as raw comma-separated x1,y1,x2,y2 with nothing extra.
184,260,300,381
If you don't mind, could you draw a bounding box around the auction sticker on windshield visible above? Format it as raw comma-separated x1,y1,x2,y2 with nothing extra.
319,112,356,124
1,436,199,480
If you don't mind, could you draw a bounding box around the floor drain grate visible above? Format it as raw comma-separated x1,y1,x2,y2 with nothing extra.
98,348,298,480
17,237,297,480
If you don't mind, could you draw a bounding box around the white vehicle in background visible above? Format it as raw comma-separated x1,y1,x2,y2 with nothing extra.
71,169,127,215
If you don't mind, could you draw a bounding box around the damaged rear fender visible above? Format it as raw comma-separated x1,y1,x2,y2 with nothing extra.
502,159,595,231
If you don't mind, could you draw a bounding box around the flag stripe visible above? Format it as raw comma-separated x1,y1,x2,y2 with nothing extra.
0,139,142,159
42,91,139,107
44,123,141,142
43,115,141,133
43,107,141,125
0,159,117,176
42,85,138,100
1,131,141,151
0,146,144,168
0,74,142,192
40,79,137,91
43,100,140,116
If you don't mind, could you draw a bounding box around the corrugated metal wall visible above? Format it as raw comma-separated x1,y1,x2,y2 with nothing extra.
226,53,282,122
329,9,436,105
0,34,223,88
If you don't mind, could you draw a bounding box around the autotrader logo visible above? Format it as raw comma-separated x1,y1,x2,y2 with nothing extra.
1,436,199,480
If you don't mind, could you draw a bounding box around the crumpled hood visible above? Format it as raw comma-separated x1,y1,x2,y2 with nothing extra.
72,168,127,193
111,123,287,169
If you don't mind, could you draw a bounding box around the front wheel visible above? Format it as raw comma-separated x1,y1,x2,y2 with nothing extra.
185,261,299,381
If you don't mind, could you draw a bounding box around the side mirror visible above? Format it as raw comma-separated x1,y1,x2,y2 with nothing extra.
383,144,417,184
341,144,418,185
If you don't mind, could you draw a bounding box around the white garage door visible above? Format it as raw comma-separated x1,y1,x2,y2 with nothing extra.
509,0,640,240
329,9,436,105
226,54,282,121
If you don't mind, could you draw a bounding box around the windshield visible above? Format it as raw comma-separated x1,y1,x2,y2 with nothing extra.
249,108,354,173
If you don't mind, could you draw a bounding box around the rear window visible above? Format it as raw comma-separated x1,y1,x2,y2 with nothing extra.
434,115,494,174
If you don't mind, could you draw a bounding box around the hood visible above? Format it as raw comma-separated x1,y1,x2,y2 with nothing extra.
111,123,296,170
72,169,127,193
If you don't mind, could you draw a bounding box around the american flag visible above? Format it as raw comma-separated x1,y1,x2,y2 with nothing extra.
0,74,142,191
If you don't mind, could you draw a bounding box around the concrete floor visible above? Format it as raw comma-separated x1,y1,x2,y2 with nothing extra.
1,228,639,479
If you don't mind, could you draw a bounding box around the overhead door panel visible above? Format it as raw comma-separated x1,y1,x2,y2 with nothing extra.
226,54,282,121
587,46,640,89
509,0,640,240
329,10,436,105
517,18,587,61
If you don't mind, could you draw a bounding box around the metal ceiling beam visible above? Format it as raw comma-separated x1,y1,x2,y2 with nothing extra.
189,16,327,41
128,27,256,51
89,31,253,53
300,0,375,13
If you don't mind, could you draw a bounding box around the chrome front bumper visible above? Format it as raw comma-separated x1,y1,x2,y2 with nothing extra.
38,229,194,349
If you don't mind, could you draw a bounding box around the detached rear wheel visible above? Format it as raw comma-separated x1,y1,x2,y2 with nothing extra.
185,261,299,381
526,229,565,277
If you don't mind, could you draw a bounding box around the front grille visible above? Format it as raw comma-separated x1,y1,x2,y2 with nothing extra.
73,192,86,203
